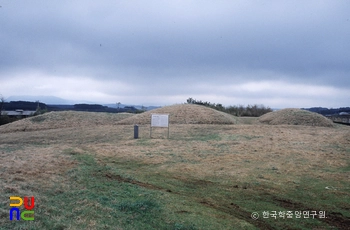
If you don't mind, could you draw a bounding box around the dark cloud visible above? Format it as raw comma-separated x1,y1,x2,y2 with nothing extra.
1,1,349,107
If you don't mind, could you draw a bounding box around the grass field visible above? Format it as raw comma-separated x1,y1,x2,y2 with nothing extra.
0,116,349,229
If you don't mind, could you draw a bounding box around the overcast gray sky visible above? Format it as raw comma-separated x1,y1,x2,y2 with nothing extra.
1,1,349,108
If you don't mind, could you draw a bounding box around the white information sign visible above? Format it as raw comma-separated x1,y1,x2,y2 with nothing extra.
151,114,169,127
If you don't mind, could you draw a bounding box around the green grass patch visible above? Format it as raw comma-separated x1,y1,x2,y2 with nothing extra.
0,145,24,152
222,134,262,141
2,127,349,230
30,116,46,123
187,133,221,142
136,138,154,146
97,154,350,230
1,153,252,229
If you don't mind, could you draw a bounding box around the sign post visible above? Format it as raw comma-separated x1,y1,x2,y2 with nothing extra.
150,114,169,138
134,125,139,139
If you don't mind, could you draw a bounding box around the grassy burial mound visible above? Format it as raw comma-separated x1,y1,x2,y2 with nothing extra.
1,113,349,228
259,108,334,127
117,104,238,125
0,111,134,133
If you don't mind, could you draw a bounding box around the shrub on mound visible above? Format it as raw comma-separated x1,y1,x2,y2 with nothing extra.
117,104,238,125
258,108,334,127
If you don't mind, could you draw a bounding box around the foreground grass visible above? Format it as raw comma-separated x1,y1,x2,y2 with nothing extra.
1,152,251,229
1,124,349,229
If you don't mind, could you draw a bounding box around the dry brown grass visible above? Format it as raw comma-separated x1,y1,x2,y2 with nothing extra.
0,109,346,189
83,124,349,182
0,143,77,196
117,104,238,125
2,122,349,204
0,107,345,193
259,108,334,127
1,108,349,229
0,111,134,133
2,123,348,188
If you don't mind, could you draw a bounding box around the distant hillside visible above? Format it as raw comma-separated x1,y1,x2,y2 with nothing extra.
5,95,95,104
3,101,46,110
6,96,161,111
104,104,161,111
303,107,350,115
0,101,140,126
2,101,139,114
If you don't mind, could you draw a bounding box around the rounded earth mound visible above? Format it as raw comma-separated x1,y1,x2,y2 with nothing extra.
117,104,238,125
0,111,134,133
258,108,334,127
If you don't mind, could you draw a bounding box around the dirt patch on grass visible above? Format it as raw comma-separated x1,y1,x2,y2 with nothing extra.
0,111,134,133
259,108,334,127
104,173,177,193
117,104,238,125
274,197,350,229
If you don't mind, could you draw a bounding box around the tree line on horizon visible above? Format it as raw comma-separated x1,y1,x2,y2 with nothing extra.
186,97,273,117
0,100,141,126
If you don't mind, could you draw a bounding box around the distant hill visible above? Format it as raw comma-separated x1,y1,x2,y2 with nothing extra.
303,107,350,116
3,101,46,110
6,95,77,104
104,104,160,111
0,100,142,126
2,101,139,113
6,96,161,111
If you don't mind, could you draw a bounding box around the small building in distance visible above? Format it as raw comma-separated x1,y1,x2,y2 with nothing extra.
1,109,36,118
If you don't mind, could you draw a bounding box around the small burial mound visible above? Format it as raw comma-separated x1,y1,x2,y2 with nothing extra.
258,108,334,127
0,111,134,133
117,104,238,125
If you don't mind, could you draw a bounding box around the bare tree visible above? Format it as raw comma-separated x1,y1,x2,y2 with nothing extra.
35,100,40,111
0,94,8,125
0,94,5,117
186,97,194,104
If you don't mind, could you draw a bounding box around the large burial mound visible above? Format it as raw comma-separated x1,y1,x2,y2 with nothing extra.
117,104,238,125
259,108,334,127
0,111,134,133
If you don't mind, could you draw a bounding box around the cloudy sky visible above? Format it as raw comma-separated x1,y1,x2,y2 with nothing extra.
1,1,349,108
